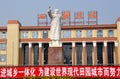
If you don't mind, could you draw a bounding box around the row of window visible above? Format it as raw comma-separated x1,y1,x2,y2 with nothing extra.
22,30,114,38
22,31,48,38
65,30,114,38
66,30,114,38
0,30,114,39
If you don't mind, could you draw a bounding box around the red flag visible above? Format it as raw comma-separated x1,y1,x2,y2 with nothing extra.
75,11,83,19
62,11,70,20
38,14,46,19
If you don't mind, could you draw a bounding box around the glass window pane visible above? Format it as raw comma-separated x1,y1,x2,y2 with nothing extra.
43,31,48,38
22,32,28,38
97,43,103,65
63,30,71,38
0,43,6,50
34,44,39,65
86,43,93,65
63,43,72,65
97,30,103,37
108,30,114,37
76,43,82,65
1,32,6,38
107,42,114,65
76,30,82,38
86,30,92,37
23,44,29,65
32,31,38,38
43,44,49,65
0,55,6,62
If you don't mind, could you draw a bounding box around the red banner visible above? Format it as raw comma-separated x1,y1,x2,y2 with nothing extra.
0,66,120,78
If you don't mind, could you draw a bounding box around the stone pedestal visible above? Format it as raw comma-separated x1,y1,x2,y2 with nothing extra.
48,47,63,65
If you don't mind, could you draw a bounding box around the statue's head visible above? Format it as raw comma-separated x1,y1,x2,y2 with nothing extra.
54,9,59,14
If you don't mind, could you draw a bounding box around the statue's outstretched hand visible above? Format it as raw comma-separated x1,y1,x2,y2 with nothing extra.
48,6,51,12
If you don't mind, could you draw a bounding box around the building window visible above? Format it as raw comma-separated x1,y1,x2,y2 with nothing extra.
97,30,103,37
107,42,114,65
0,43,6,50
63,43,72,65
97,43,103,65
76,43,82,65
86,30,92,37
43,31,48,38
86,43,93,65
32,31,38,38
76,30,82,38
1,32,6,38
33,44,39,65
22,32,28,38
63,30,71,38
0,55,6,62
108,30,114,37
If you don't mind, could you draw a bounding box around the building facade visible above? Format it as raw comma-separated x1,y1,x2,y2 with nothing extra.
0,18,120,66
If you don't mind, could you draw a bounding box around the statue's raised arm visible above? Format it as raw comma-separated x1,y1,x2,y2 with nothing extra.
48,6,53,20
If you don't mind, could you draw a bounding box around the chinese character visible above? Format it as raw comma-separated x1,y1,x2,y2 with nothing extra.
117,67,120,77
30,67,36,77
110,67,115,77
62,67,67,76
50,67,55,76
0,68,6,77
98,67,103,77
13,68,18,77
7,68,12,77
24,67,30,77
56,67,61,76
67,67,73,76
79,67,84,76
85,67,91,76
73,67,79,77
44,67,49,76
103,67,109,77
91,67,97,77
39,67,43,76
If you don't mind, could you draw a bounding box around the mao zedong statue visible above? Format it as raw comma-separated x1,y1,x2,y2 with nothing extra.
48,7,62,46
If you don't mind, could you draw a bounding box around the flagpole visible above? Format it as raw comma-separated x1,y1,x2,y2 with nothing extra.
37,14,39,26
96,11,98,25
46,14,47,26
69,10,71,26
88,11,89,25
62,11,64,26
74,12,76,26
83,11,84,25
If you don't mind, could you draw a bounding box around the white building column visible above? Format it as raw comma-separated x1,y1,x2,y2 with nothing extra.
19,43,22,66
82,42,87,65
114,42,118,65
92,41,97,65
103,41,108,65
39,42,43,65
72,42,76,65
28,42,32,65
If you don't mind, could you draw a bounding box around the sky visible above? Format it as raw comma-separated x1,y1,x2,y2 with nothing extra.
0,0,120,26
